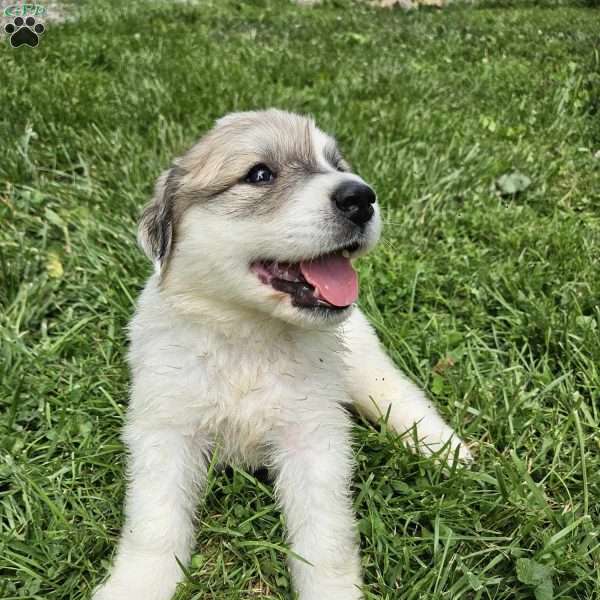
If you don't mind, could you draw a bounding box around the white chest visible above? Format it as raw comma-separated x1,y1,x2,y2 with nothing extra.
128,310,348,466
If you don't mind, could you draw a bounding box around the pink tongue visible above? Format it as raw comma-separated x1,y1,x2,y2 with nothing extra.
300,255,358,307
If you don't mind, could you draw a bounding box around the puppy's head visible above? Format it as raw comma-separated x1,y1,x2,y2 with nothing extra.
139,109,381,327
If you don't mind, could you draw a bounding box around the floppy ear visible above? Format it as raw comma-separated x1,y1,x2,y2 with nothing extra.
138,166,182,272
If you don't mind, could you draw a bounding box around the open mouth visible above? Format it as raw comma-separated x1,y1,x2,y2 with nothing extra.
251,242,361,311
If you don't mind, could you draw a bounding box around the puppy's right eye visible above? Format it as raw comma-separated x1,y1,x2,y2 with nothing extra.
245,164,275,184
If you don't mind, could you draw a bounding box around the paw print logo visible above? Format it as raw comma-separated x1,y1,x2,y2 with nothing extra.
5,16,45,48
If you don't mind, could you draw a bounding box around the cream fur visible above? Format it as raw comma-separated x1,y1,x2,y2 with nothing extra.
92,110,471,600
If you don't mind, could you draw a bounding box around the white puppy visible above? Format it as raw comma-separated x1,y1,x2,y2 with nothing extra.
93,109,471,600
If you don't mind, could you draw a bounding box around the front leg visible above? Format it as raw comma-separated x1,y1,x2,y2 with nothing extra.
341,309,472,461
269,407,363,600
93,425,209,600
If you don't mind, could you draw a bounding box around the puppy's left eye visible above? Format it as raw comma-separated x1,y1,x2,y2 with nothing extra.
333,156,350,173
245,164,275,184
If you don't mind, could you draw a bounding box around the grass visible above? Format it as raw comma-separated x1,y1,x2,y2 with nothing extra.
1,0,599,598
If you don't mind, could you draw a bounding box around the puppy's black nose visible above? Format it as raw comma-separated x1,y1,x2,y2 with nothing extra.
332,181,376,226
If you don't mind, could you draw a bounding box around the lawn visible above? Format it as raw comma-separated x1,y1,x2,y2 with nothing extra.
1,0,599,598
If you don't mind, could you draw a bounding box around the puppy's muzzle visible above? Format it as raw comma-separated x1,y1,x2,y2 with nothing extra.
332,181,376,227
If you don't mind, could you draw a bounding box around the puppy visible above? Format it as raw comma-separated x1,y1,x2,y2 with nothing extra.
93,109,471,600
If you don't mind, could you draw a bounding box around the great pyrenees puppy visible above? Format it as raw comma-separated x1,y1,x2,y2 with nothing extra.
93,109,471,600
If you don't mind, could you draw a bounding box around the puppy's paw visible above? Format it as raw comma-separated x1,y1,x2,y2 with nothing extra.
91,548,185,600
442,436,473,465
423,433,474,466
92,582,121,600
400,422,473,466
92,575,177,600
92,581,141,600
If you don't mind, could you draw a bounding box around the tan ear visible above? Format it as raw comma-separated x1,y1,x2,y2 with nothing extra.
137,166,182,271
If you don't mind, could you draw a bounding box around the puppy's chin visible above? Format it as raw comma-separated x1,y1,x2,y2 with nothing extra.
267,297,355,329
222,274,358,329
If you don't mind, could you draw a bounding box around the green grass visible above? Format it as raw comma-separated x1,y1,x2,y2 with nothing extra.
1,0,599,598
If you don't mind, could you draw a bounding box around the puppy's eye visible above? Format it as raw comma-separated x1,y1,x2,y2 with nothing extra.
245,164,275,184
335,157,351,173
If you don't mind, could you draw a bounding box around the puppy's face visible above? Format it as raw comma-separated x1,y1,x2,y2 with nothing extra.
139,109,381,327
